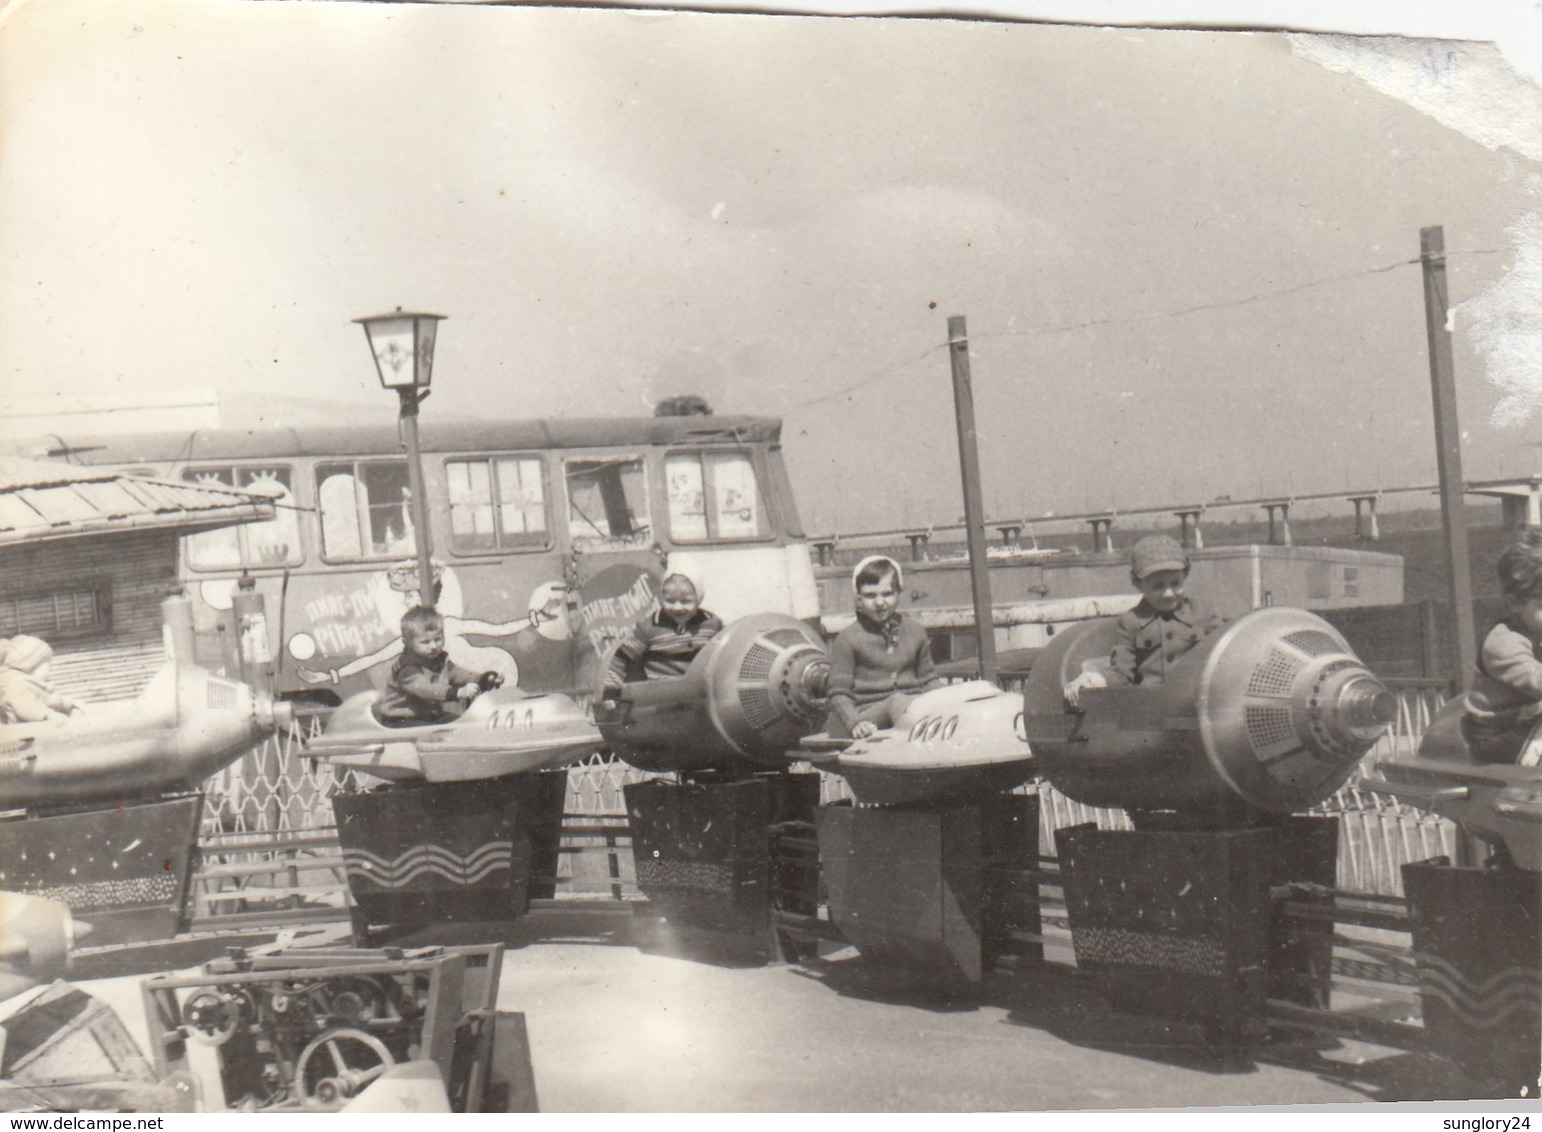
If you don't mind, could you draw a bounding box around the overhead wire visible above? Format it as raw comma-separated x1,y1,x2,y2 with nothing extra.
783,247,1501,420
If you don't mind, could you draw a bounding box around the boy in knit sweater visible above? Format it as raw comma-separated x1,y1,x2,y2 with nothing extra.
828,555,944,740
1463,530,1542,765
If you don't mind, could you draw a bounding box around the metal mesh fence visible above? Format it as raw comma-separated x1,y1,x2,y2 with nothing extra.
200,714,351,837
1312,681,1457,896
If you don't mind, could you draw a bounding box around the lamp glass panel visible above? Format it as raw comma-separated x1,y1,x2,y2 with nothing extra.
414,317,438,388
364,316,418,388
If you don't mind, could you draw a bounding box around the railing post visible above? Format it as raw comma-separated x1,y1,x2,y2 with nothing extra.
1087,516,1115,553
1175,509,1204,550
1350,495,1381,541
1263,502,1292,546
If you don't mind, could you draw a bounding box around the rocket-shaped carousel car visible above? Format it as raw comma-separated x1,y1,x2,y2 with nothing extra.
802,681,1036,806
305,685,605,783
0,661,293,812
1023,606,1398,823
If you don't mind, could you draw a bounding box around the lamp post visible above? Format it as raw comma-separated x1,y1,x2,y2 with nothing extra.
355,308,445,610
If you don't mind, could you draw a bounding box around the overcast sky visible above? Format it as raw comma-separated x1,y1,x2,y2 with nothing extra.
2,0,1540,534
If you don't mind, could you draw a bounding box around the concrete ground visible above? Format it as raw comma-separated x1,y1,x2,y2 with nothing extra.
489,912,1482,1112
60,908,1496,1113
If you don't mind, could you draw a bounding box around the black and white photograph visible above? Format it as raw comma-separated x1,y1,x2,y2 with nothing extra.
0,0,1539,1114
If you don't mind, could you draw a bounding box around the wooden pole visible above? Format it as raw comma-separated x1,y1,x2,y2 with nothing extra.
947,316,998,684
1422,227,1482,868
1420,226,1477,694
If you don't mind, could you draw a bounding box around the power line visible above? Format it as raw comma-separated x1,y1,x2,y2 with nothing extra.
785,247,1500,419
796,341,947,411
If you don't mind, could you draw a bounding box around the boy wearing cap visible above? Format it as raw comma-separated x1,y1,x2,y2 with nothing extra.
1065,534,1224,705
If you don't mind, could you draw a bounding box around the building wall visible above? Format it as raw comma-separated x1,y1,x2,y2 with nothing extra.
0,530,178,701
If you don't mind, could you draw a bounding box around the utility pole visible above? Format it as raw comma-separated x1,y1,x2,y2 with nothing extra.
1422,226,1481,869
1420,226,1478,694
947,316,998,684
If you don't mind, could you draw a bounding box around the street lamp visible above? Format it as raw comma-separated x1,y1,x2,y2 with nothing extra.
355,307,445,610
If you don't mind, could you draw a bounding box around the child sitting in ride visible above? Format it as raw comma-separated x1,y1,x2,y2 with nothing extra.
0,635,82,724
1064,534,1225,706
602,555,723,697
376,606,502,726
828,554,944,740
1463,529,1542,765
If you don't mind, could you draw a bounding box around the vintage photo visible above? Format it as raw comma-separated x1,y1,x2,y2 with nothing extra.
0,0,1539,1113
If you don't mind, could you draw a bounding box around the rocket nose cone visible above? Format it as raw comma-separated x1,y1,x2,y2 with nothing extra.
67,918,94,948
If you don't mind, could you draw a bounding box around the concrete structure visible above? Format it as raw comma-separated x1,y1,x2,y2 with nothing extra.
1467,476,1542,537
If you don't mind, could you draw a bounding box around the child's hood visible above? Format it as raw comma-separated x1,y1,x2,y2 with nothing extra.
662,552,707,602
851,554,903,591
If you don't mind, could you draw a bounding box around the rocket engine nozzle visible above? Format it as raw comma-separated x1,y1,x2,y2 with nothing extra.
1326,672,1398,735
255,686,295,735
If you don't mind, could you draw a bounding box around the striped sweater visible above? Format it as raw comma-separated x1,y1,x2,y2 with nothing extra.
607,607,724,686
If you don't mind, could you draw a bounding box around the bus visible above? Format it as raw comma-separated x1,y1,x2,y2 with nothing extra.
46,414,820,708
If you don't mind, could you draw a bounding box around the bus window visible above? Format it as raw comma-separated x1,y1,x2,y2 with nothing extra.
565,457,651,550
317,460,416,560
446,456,549,552
183,466,302,569
665,450,770,542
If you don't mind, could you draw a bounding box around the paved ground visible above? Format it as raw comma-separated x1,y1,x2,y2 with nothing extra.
62,907,1500,1113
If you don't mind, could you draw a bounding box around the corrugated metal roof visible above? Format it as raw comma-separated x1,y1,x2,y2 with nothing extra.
0,455,276,546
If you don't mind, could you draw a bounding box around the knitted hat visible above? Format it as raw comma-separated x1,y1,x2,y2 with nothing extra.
662,552,706,602
1129,535,1188,580
852,554,903,591
3,635,53,673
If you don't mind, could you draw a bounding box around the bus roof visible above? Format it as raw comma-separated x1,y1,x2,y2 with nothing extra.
25,415,785,465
